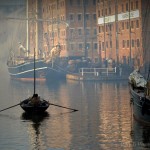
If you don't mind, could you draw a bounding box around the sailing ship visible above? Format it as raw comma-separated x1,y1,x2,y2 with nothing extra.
129,0,150,124
6,0,68,81
7,47,47,81
20,48,49,114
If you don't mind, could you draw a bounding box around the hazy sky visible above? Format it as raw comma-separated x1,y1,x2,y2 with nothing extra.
0,0,25,5
0,0,26,64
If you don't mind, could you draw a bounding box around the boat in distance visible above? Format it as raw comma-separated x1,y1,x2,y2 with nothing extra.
7,57,47,81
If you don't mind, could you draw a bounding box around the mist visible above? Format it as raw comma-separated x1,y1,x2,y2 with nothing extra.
0,5,26,66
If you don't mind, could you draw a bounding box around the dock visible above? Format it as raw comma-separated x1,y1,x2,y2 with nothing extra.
66,67,129,81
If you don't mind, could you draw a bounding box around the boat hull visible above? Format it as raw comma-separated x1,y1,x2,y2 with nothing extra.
7,59,47,81
46,62,66,81
129,84,150,124
20,99,50,114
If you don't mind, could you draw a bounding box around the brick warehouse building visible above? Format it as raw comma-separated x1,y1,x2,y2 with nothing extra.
96,0,149,68
31,0,98,61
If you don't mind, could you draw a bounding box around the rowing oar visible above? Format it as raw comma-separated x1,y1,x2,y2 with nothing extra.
0,103,20,112
49,102,78,112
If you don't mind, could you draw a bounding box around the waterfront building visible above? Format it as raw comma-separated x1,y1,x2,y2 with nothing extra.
96,0,148,68
42,0,98,61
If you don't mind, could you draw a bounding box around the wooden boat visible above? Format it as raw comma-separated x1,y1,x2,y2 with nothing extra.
129,70,150,124
20,97,49,114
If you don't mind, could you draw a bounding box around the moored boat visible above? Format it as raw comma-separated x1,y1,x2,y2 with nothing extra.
7,55,48,81
129,69,150,124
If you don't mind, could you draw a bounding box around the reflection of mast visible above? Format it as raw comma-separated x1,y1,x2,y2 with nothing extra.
21,112,49,150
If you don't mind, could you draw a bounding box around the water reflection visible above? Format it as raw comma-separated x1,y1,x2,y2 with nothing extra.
21,112,49,150
2,74,150,149
131,119,150,149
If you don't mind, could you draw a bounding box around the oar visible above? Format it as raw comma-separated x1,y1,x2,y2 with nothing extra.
0,103,20,112
49,102,78,112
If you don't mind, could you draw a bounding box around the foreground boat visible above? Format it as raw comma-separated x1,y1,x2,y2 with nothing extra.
20,96,49,114
129,69,150,124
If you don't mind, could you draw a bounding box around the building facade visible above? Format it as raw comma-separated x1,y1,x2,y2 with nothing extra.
96,0,144,68
42,0,98,61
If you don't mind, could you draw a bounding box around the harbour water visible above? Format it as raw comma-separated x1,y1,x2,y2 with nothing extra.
0,65,150,150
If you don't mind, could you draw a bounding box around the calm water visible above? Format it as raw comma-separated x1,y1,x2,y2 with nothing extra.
0,65,150,150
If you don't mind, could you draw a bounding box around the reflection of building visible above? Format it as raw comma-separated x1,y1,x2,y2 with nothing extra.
42,0,98,61
96,0,148,68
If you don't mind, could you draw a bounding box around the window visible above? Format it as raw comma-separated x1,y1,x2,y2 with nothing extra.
93,0,96,5
131,21,134,28
94,43,97,49
98,10,100,17
122,22,124,30
99,26,101,33
122,4,124,12
86,14,89,20
106,41,108,48
126,3,128,11
109,7,111,15
77,0,80,6
69,0,73,6
71,43,74,50
102,9,104,16
136,20,139,28
126,22,129,29
78,29,82,35
85,0,89,5
136,1,138,9
93,14,96,20
110,41,112,48
70,14,74,21
99,41,101,50
70,28,74,37
79,43,83,49
86,43,90,49
123,40,125,48
105,8,107,15
106,25,108,32
127,40,129,48
94,28,97,35
78,14,82,21
86,29,90,35
132,39,134,47
137,39,140,47
109,24,112,31
131,2,133,10
102,42,104,50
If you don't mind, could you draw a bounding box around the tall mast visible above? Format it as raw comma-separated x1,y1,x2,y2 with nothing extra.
34,48,36,95
129,0,132,67
35,0,38,59
26,0,29,57
115,0,119,65
103,0,106,60
83,0,87,58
